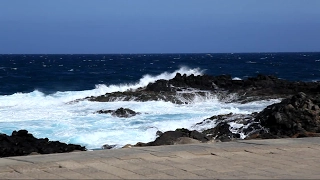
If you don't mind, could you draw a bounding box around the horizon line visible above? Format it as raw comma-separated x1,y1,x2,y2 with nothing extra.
1,51,320,55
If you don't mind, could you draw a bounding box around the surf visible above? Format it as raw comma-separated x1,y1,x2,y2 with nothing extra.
0,67,281,149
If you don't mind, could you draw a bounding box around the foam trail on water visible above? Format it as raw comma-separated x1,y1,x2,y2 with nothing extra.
0,66,203,110
93,66,203,93
0,66,281,149
48,66,204,102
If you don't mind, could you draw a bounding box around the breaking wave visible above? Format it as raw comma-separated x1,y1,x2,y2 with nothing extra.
0,67,281,149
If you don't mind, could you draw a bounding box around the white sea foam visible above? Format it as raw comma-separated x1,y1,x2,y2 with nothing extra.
232,77,242,80
0,67,280,149
93,66,204,95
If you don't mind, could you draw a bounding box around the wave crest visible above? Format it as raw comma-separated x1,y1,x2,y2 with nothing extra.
92,66,203,95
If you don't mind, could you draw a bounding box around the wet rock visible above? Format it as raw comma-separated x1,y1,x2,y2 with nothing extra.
122,144,133,148
197,93,320,140
156,130,163,136
202,122,237,142
146,130,189,146
87,90,210,104
96,107,140,118
146,73,224,92
255,92,320,138
189,130,210,142
96,110,113,114
196,113,261,141
112,108,140,118
139,128,210,146
173,137,201,145
102,144,116,149
135,92,320,147
195,93,320,140
82,73,319,104
0,130,86,157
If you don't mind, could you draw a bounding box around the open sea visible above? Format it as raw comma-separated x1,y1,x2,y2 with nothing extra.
0,53,319,149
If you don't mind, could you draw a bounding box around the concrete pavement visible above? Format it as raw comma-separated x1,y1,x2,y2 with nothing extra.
1,137,320,179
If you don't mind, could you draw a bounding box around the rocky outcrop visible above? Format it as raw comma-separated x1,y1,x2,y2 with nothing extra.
87,90,216,104
146,73,319,101
84,73,320,148
137,92,320,147
102,144,116,149
173,137,201,145
196,93,320,140
83,73,319,104
255,92,320,138
0,130,86,157
146,73,227,92
96,107,140,118
135,128,210,147
195,113,262,142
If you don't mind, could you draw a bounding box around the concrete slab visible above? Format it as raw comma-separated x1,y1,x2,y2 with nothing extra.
0,157,33,166
0,171,35,179
42,167,95,179
1,137,320,179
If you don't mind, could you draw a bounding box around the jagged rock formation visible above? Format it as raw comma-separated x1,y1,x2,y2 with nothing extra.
82,73,319,104
255,92,320,138
196,113,261,141
96,107,140,118
0,130,86,157
146,73,319,101
134,128,210,147
4,73,320,156
138,93,320,146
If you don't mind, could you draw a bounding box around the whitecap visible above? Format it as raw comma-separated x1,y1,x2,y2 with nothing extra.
246,61,257,64
0,67,280,149
232,77,242,80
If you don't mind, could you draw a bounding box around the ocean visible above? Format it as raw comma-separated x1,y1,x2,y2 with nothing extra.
0,53,319,149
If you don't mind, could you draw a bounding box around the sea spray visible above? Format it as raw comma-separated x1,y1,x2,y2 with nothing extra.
0,67,281,149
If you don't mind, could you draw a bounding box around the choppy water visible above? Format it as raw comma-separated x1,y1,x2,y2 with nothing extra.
0,53,319,149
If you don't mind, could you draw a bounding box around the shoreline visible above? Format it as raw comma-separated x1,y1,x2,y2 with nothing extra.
2,92,319,157
1,73,319,157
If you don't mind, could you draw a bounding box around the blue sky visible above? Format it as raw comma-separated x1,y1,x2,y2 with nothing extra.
1,0,320,54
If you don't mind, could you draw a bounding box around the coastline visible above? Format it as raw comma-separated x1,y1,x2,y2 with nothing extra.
1,73,319,157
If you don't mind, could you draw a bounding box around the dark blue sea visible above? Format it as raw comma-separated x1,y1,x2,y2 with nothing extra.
1,53,319,95
0,53,319,149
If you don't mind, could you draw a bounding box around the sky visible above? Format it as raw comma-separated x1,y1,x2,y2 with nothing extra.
1,0,320,54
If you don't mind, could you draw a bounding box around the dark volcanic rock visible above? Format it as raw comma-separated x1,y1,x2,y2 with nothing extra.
145,130,189,146
96,110,113,114
198,113,262,142
137,128,210,146
134,93,320,147
202,122,236,142
87,90,211,104
146,73,320,98
146,73,227,92
82,73,320,104
255,92,320,138
102,144,116,149
96,107,140,118
197,93,320,140
0,130,86,157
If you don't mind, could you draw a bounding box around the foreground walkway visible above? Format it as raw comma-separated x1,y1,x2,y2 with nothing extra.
1,137,320,179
